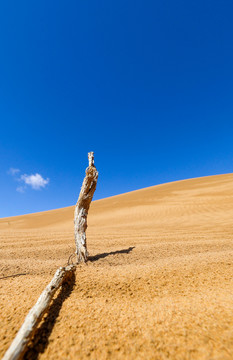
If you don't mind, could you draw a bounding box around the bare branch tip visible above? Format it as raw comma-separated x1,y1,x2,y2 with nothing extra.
88,151,94,167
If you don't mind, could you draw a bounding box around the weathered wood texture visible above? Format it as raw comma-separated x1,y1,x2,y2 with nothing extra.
2,265,76,360
74,152,98,262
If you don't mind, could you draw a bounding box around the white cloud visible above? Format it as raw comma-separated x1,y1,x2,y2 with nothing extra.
20,173,49,190
8,168,20,176
8,167,49,192
16,186,25,193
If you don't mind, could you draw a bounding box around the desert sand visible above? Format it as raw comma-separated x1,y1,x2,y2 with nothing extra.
0,173,233,359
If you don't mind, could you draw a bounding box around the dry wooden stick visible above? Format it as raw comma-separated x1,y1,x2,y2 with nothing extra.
3,152,98,360
74,151,98,262
2,265,75,360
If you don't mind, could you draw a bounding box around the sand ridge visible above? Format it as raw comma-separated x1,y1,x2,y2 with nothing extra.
0,173,233,359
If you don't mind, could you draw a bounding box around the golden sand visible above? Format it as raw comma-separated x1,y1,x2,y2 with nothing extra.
0,174,233,359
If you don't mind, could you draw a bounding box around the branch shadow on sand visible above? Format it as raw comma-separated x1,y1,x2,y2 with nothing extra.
21,247,134,358
88,246,135,262
23,271,75,360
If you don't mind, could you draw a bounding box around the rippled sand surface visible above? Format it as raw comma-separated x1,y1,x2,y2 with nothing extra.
0,174,233,359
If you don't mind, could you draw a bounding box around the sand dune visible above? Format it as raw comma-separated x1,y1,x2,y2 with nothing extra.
0,174,233,359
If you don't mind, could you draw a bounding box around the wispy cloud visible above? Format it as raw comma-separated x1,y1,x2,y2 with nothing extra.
8,168,50,192
20,173,49,190
8,168,20,176
16,186,25,193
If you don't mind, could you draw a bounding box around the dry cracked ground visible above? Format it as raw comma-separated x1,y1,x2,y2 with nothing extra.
0,174,233,359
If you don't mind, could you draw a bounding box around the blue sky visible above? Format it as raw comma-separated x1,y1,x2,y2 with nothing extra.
1,0,233,217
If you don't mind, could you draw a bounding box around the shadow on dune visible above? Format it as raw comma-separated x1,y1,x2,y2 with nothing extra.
22,247,134,358
23,271,75,360
88,246,135,262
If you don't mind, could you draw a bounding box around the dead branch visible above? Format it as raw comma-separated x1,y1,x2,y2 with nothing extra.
74,151,98,262
2,265,75,360
3,152,98,360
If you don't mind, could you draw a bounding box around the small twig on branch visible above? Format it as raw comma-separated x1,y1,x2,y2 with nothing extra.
0,273,28,280
67,252,76,266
